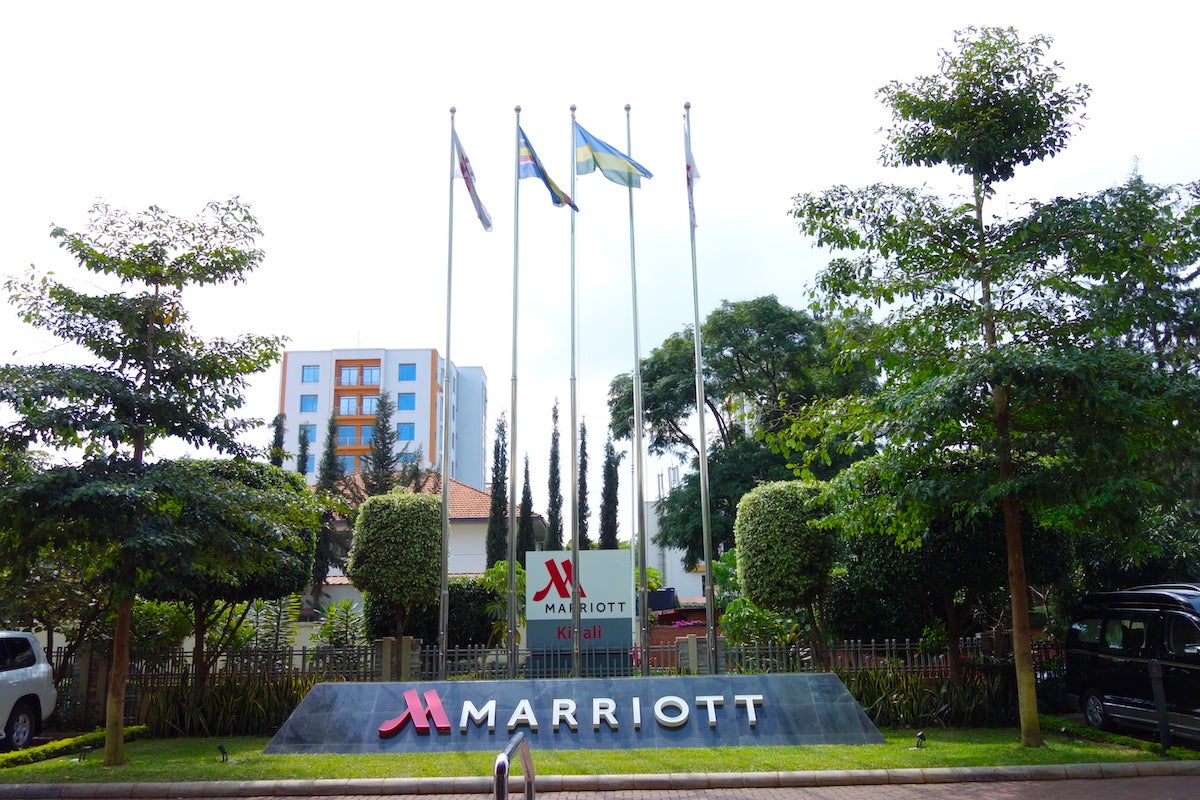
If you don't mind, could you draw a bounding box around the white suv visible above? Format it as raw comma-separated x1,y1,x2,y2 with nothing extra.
0,632,56,749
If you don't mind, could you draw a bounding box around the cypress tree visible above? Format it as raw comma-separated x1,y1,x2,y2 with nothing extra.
545,401,563,549
577,419,591,551
485,416,508,567
599,435,621,549
517,455,537,568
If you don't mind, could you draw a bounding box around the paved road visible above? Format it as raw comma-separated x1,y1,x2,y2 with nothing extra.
4,764,1199,800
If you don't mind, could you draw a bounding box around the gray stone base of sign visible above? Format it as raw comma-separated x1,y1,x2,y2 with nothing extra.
264,673,883,754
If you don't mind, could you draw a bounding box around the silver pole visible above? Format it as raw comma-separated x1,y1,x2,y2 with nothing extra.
438,107,457,680
569,105,583,679
507,106,521,679
685,102,718,675
625,104,650,676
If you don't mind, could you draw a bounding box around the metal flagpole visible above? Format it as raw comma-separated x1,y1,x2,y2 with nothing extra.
438,107,457,681
507,105,521,679
684,102,718,675
624,104,650,676
569,104,582,679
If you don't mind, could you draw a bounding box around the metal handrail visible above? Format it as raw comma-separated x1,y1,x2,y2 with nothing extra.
493,730,535,800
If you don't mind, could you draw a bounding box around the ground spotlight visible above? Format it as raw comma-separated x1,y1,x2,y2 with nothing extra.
217,743,228,762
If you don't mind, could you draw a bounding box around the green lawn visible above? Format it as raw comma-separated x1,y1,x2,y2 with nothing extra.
0,719,1187,785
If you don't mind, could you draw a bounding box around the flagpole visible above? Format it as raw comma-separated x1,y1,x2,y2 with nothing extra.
569,104,582,679
507,105,522,679
684,102,718,675
437,107,457,681
623,103,650,676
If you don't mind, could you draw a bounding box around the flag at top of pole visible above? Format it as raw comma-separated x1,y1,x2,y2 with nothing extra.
452,129,493,232
574,122,653,188
518,127,578,211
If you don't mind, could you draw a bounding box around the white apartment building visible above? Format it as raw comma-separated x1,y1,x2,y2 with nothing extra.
278,348,487,491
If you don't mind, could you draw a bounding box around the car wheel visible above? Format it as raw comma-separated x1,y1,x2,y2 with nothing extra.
1083,690,1110,731
4,702,36,750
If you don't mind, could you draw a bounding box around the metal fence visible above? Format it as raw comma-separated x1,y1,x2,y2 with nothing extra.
51,636,1063,726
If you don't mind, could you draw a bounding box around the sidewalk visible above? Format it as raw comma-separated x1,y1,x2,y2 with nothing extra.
1,761,1198,799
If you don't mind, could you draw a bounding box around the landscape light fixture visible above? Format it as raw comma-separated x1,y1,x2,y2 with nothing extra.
217,743,228,762
916,730,926,748
78,745,93,762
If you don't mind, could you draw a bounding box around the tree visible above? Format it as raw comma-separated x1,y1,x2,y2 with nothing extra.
133,459,320,689
359,391,399,498
781,28,1200,746
516,456,536,568
269,414,286,468
734,481,837,665
599,435,621,549
295,427,310,478
577,419,592,551
346,490,441,640
311,413,351,604
486,416,509,567
545,401,564,550
654,434,794,570
0,199,282,765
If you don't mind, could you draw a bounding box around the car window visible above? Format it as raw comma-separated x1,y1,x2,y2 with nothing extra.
1166,615,1200,657
0,638,35,671
1069,617,1102,645
1102,619,1125,649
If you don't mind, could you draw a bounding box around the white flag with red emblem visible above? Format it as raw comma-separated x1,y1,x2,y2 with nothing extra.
452,129,493,232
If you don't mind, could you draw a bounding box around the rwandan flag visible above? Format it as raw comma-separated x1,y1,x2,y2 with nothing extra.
518,127,577,211
574,123,653,188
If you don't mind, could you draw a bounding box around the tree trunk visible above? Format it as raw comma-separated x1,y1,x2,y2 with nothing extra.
944,594,963,687
103,594,132,766
1002,494,1042,746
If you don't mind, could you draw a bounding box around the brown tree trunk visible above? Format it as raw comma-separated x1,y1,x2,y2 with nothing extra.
103,594,132,766
944,594,963,687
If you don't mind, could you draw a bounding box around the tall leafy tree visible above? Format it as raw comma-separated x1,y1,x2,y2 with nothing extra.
269,413,286,468
599,435,621,549
0,199,283,765
781,27,1200,746
295,425,311,478
516,455,536,568
545,401,563,550
358,391,399,498
347,491,441,639
485,415,508,567
311,413,350,604
577,419,592,551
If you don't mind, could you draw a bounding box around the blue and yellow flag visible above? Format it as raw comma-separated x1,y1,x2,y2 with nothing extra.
518,127,577,211
574,123,653,188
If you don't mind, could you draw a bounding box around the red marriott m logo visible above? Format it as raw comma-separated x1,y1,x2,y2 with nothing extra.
532,559,587,602
379,688,451,736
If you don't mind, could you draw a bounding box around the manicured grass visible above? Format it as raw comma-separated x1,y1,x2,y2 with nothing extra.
0,720,1183,785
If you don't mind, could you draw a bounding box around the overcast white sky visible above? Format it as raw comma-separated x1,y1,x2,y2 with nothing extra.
3,2,1198,539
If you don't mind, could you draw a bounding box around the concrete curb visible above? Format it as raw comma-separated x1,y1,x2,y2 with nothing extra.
2,761,1199,798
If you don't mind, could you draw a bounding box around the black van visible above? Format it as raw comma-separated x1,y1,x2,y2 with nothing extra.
1065,584,1200,740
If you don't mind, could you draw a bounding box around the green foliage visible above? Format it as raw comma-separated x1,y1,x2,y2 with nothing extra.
358,392,399,497
734,481,836,612
599,436,621,549
312,600,366,647
719,597,800,647
0,726,150,769
269,414,286,468
877,26,1090,190
516,456,536,568
128,600,191,660
346,490,441,640
480,560,525,647
486,416,508,567
243,595,301,650
380,575,498,646
576,420,591,551
837,664,1018,728
145,675,322,737
545,401,563,550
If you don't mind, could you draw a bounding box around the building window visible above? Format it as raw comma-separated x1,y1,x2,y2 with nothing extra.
397,451,416,464
301,365,320,383
398,363,417,381
340,366,358,386
339,396,358,415
299,424,316,443
362,366,381,385
304,455,315,474
396,422,415,441
338,455,356,474
299,395,318,413
397,393,416,411
337,425,356,446
361,426,375,445
362,395,380,415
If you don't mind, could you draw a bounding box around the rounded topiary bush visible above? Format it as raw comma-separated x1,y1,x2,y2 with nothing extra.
734,480,835,612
